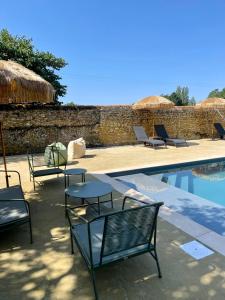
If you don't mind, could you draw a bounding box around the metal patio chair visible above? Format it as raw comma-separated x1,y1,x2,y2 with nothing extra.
0,170,33,243
67,196,163,299
27,145,66,190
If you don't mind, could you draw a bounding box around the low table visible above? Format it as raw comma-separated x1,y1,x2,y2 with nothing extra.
65,181,113,215
63,168,87,188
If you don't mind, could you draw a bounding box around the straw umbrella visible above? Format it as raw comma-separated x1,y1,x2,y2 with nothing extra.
196,97,225,138
0,60,55,104
132,96,175,136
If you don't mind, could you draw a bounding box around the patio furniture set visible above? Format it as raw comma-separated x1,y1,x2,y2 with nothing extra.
0,150,164,299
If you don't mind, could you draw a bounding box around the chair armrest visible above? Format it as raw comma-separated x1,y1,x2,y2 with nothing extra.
66,207,89,226
0,170,22,186
122,196,149,210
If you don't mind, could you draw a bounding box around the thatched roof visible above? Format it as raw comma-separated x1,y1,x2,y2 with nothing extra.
196,97,225,108
0,60,55,104
132,96,175,110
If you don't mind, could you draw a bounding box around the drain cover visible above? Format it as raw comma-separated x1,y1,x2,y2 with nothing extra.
180,240,214,260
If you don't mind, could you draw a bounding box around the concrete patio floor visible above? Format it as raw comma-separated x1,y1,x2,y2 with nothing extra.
1,139,225,300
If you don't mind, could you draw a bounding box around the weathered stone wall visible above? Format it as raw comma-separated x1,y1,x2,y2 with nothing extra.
1,104,225,154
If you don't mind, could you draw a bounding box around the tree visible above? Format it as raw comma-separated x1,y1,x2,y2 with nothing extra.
208,88,225,99
0,29,67,102
162,86,196,106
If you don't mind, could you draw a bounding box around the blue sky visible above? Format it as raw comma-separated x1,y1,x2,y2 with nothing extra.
1,0,225,105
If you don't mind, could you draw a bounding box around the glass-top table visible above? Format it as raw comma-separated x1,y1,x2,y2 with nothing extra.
65,181,113,215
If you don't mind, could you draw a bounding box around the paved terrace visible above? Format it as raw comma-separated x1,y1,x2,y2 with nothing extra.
1,139,225,300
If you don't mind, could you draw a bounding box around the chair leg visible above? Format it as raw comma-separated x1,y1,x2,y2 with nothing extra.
150,249,162,278
70,230,74,254
65,194,68,217
110,192,113,208
90,269,98,300
33,177,36,191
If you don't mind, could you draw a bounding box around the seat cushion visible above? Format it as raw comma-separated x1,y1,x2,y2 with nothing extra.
0,185,24,201
167,138,186,144
147,139,165,145
0,200,28,225
72,220,150,267
33,168,63,177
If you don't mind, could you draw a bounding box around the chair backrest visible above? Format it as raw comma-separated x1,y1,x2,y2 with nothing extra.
154,124,169,139
133,126,148,141
214,123,225,136
99,202,163,264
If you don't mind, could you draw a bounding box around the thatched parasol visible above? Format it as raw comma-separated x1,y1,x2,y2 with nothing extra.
0,60,55,104
196,97,225,138
196,97,225,108
132,96,175,136
132,95,175,110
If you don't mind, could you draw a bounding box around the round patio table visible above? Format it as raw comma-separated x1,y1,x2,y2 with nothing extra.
65,181,113,215
63,168,87,188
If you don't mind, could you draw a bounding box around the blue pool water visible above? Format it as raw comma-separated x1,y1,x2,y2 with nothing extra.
158,165,225,207
109,158,225,236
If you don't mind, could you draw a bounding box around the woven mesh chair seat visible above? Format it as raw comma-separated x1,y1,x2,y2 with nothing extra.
33,168,63,177
0,200,28,225
0,185,24,201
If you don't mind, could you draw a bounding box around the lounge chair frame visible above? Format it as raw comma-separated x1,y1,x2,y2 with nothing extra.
67,196,163,299
154,124,188,147
214,123,225,139
133,126,166,149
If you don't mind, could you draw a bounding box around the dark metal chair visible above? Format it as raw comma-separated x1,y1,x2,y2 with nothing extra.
133,126,166,149
67,196,163,299
214,123,225,139
154,124,188,147
27,146,66,190
0,170,33,243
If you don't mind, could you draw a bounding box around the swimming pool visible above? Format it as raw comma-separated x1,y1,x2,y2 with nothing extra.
108,158,225,236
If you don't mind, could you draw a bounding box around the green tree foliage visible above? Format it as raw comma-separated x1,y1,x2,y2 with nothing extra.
0,29,67,102
208,88,225,99
65,101,76,106
162,86,196,106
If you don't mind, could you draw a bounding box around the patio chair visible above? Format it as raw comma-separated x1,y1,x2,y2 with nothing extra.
133,126,166,148
67,196,163,299
27,150,65,190
0,170,32,243
214,123,225,139
154,124,188,147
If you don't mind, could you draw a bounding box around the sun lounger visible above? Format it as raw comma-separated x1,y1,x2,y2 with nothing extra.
133,126,166,148
154,124,188,147
214,123,225,139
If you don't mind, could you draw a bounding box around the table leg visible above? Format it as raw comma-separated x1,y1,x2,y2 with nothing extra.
65,193,68,216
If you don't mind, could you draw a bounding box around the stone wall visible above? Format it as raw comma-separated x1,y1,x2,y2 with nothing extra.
0,104,225,154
